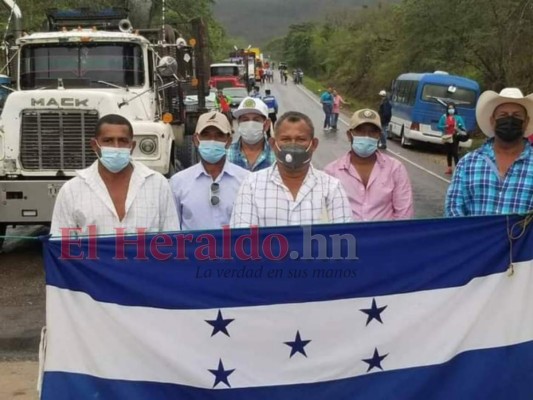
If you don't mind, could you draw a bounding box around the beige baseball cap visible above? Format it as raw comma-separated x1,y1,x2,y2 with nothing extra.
349,108,382,131
195,111,232,135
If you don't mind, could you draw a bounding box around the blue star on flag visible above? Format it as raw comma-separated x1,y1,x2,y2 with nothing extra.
360,298,387,326
284,330,311,358
205,310,234,337
363,347,388,372
208,359,235,388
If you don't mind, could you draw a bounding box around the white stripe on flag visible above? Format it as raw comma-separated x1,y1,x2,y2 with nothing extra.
44,260,533,389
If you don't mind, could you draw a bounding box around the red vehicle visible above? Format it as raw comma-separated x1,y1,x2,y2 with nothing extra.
209,63,244,89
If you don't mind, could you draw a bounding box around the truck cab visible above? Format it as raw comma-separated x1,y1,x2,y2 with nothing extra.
209,63,244,89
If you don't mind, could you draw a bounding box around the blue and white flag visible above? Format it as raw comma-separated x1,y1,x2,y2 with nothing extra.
40,215,533,399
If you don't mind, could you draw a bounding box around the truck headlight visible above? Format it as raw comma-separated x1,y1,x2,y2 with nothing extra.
139,138,157,155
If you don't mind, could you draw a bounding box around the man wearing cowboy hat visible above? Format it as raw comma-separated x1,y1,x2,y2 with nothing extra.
445,87,533,216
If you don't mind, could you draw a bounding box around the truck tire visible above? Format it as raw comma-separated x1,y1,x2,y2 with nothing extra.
0,223,6,251
175,135,197,169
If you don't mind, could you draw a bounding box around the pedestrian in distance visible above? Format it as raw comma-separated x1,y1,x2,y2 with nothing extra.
320,87,334,131
378,90,392,149
50,114,179,237
438,102,466,175
230,111,353,227
215,89,233,126
325,109,414,221
227,97,276,171
262,89,279,138
169,111,249,230
250,86,262,99
445,87,533,216
331,89,348,131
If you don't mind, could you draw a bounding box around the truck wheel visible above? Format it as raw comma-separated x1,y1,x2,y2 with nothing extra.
0,224,6,251
175,135,198,169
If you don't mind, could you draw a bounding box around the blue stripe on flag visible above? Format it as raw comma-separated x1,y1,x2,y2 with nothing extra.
41,340,533,400
43,215,533,309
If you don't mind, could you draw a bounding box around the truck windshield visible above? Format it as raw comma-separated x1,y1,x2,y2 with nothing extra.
20,43,145,89
211,66,239,77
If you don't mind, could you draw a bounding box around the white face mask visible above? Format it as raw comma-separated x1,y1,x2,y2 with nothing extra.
238,121,264,144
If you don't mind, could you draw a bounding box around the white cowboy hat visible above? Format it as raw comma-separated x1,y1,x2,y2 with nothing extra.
476,87,533,137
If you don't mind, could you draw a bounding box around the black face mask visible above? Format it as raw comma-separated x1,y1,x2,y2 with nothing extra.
275,143,312,170
494,116,524,142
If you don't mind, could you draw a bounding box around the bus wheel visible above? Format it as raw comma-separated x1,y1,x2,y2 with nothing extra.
400,129,410,148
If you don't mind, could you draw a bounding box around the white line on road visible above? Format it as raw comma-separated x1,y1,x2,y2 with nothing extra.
294,83,451,184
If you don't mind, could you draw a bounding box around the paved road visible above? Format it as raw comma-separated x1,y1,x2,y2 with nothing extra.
0,79,457,362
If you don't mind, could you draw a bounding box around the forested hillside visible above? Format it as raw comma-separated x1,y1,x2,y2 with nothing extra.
271,0,533,108
213,0,396,45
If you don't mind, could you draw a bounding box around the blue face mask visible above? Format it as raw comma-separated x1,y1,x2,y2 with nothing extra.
198,140,227,164
352,136,378,158
448,109,455,115
96,143,131,173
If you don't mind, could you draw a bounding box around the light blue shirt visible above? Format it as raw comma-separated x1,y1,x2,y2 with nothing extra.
169,160,249,231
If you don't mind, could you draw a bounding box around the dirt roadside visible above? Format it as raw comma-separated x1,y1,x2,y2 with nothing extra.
0,361,39,400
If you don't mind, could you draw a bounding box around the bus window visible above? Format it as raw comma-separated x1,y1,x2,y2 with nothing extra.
421,84,477,107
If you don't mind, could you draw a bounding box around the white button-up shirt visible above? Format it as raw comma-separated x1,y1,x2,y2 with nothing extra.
50,161,180,237
230,164,353,227
169,161,249,230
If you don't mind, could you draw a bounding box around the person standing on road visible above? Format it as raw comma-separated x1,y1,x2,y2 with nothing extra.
325,109,414,221
331,89,348,131
227,97,275,172
378,90,392,149
230,111,353,227
250,86,262,98
262,89,279,138
320,87,334,131
50,114,179,237
215,89,233,125
445,88,533,216
170,111,249,230
438,102,466,175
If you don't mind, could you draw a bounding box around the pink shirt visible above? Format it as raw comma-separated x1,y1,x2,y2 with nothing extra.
324,152,414,221
332,95,343,113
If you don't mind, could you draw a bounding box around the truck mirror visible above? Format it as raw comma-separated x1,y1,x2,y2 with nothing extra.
157,56,178,77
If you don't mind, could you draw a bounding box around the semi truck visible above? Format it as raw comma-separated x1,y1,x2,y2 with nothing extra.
0,5,209,248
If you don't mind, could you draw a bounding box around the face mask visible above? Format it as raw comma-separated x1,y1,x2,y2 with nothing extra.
275,142,312,170
448,109,455,115
352,136,378,158
96,143,131,173
198,140,227,164
238,121,264,144
494,116,524,142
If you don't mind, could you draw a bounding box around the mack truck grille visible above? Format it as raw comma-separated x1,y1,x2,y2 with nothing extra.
20,110,99,170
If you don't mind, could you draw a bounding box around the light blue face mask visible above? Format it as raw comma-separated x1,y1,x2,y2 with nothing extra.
351,136,378,158
96,143,131,173
448,108,455,115
198,140,227,164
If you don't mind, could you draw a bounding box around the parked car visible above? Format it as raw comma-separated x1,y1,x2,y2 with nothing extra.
183,89,217,112
222,87,249,110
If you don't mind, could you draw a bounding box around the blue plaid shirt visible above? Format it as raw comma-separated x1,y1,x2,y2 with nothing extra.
445,138,533,216
227,139,276,172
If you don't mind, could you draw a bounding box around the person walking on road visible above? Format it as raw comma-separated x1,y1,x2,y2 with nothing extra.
325,109,414,221
320,87,334,131
445,88,533,216
170,111,249,230
378,90,392,149
230,111,353,227
50,114,179,237
262,89,279,138
227,97,275,171
331,89,348,131
438,102,466,175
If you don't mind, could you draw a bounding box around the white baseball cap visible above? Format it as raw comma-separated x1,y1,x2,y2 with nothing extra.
233,97,269,119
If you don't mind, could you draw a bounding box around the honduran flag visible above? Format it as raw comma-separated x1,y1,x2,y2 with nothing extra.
40,215,533,399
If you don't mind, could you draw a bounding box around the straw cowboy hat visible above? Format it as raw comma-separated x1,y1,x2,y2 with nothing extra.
476,87,533,137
